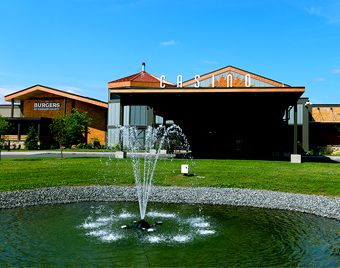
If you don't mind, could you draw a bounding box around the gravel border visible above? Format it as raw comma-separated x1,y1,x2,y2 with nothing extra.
0,186,340,221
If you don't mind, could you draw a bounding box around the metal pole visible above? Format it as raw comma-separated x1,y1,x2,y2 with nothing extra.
119,103,124,151
63,98,66,117
294,102,298,154
11,99,14,118
18,123,21,141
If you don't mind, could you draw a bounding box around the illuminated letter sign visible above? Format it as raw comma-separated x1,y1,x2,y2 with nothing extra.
195,74,200,88
34,101,61,110
160,75,166,88
227,74,233,87
245,74,251,87
160,73,252,88
177,75,183,88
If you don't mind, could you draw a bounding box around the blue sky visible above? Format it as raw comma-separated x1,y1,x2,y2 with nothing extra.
0,0,339,104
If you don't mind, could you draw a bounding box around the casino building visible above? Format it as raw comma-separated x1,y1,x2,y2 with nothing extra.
108,65,306,158
2,64,340,158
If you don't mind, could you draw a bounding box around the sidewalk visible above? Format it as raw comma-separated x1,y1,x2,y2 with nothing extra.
0,151,112,156
0,150,175,159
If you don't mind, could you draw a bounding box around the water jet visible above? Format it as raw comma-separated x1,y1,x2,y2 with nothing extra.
113,124,191,228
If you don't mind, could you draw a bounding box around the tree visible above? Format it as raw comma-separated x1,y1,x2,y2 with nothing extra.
66,108,92,145
50,108,92,159
0,114,12,161
24,124,39,150
50,113,68,159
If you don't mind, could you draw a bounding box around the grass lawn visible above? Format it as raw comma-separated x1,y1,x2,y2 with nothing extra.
0,157,340,196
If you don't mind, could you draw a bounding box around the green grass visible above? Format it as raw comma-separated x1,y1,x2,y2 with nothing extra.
1,157,340,197
6,148,115,152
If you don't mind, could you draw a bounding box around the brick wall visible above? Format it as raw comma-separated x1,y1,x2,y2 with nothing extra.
74,100,107,145
22,92,107,146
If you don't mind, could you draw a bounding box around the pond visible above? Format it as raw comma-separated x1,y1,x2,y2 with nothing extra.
1,202,340,267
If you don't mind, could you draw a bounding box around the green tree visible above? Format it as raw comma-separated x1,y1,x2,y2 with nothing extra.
50,113,68,159
67,108,92,145
50,108,92,158
0,114,13,160
24,124,39,150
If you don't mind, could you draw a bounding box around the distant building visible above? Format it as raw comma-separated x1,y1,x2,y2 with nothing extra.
2,85,107,149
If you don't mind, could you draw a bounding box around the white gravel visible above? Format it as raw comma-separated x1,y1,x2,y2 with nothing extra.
1,186,340,221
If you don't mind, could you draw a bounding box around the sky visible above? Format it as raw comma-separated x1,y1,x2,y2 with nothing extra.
0,0,340,104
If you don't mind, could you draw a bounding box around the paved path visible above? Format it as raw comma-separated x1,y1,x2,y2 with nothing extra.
0,151,174,159
2,151,340,162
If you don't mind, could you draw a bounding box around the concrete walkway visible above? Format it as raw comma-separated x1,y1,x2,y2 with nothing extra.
0,150,175,159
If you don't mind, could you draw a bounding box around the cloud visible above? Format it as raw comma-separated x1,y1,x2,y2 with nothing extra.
203,60,218,64
161,40,179,46
0,85,23,104
56,86,83,94
314,77,326,81
331,69,340,74
307,3,340,24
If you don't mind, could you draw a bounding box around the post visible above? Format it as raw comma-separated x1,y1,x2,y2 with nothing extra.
302,103,310,152
11,99,14,118
119,103,124,151
38,123,41,146
291,102,301,163
293,102,298,154
18,123,21,141
63,98,67,117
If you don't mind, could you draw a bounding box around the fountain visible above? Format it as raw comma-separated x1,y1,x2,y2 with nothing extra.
112,124,191,230
2,201,340,266
2,125,340,266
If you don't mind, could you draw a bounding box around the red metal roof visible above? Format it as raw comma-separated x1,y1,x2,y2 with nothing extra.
109,71,161,83
108,71,176,88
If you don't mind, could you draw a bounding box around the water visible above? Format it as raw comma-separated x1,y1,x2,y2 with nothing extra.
113,125,191,220
1,202,340,267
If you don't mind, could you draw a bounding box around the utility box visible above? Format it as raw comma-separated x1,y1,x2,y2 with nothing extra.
115,151,127,159
181,164,189,174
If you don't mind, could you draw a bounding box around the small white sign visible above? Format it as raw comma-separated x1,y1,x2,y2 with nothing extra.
181,164,189,174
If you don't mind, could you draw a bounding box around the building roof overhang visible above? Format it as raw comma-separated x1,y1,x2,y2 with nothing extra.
109,86,305,94
110,86,305,120
5,85,108,108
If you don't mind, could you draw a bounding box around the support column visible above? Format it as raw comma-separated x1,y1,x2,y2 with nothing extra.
293,102,298,154
63,98,67,117
119,103,124,151
119,103,124,126
11,99,14,118
302,104,310,152
291,102,301,163
38,123,41,147
18,123,21,140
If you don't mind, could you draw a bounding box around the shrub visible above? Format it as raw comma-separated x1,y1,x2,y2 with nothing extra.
50,145,58,150
91,137,101,149
333,150,340,156
86,143,93,149
114,143,119,151
77,143,86,149
324,147,333,155
24,124,39,150
308,146,323,156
